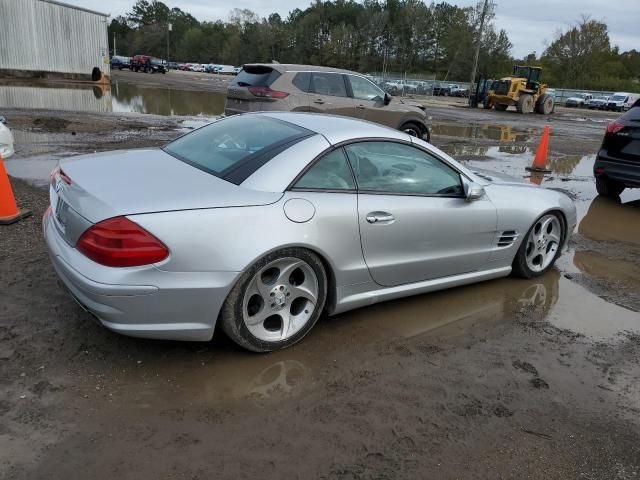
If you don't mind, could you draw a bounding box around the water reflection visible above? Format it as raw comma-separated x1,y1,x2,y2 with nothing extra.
579,195,640,245
432,124,537,142
100,272,563,409
111,82,225,116
0,82,226,116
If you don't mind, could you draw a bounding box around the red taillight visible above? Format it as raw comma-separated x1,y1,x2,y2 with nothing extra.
606,121,624,134
76,216,169,267
50,167,72,187
594,167,605,174
248,86,289,99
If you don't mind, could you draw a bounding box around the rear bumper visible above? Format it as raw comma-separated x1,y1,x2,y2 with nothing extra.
594,150,640,188
43,210,239,341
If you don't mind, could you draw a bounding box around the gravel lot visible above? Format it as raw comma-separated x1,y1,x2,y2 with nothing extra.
1,71,639,479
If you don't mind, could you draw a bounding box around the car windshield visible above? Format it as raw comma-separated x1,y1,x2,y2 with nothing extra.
611,95,627,101
163,115,310,178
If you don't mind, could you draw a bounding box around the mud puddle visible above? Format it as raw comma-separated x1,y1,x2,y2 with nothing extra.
432,123,538,142
69,269,638,412
0,82,226,116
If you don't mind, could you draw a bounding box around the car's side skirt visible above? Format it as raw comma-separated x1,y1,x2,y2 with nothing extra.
332,266,512,315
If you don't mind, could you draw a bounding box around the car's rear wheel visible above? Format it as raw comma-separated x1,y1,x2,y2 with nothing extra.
221,248,327,352
595,177,625,197
512,212,564,278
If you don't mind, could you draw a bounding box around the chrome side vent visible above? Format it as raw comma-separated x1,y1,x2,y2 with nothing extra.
498,230,518,247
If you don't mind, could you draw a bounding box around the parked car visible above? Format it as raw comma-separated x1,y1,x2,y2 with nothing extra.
225,64,431,141
432,83,451,96
565,93,592,108
233,66,242,75
586,96,609,110
606,92,639,112
0,116,15,159
44,112,576,351
450,85,469,97
130,55,166,74
189,64,205,72
216,65,236,75
167,62,179,70
383,80,405,95
594,99,640,197
110,55,130,70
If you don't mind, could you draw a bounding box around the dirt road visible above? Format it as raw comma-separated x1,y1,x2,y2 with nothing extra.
1,79,639,479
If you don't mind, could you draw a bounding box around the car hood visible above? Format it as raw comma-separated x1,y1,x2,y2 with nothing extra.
567,97,587,102
469,167,537,187
390,98,426,115
57,148,283,223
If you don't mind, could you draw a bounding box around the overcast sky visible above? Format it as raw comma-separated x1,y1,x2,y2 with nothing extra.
71,0,638,58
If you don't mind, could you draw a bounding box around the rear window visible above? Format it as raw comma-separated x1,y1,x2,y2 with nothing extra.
163,115,312,182
231,66,280,87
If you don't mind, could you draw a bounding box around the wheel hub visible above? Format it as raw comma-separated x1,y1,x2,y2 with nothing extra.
270,285,290,311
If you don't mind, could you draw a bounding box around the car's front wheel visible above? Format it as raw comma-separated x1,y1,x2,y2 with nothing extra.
401,122,429,142
512,212,564,278
221,248,327,352
595,177,625,197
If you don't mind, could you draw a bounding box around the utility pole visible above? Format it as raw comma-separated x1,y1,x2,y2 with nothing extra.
469,0,490,107
167,23,172,64
113,31,116,57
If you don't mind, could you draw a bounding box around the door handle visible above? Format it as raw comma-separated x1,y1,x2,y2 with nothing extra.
366,212,395,224
314,99,324,104
356,104,365,109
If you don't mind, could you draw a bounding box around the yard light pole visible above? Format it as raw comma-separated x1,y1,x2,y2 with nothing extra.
468,0,492,107
167,23,172,64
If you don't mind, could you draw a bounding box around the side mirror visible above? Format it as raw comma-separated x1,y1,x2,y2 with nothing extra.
384,93,391,105
462,178,485,201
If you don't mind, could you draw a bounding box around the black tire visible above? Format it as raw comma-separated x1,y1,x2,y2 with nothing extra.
220,248,328,353
512,212,565,279
595,177,625,198
535,94,554,115
494,103,508,111
516,93,534,113
400,121,426,140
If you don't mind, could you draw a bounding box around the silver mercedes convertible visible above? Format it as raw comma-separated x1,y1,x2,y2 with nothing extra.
44,113,576,352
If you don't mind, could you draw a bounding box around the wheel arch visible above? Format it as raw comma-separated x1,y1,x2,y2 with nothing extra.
229,242,340,315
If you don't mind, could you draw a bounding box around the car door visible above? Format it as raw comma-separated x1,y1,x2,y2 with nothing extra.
308,72,356,117
346,74,390,124
344,141,498,287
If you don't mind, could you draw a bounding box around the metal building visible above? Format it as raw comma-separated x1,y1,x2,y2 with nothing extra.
0,0,110,81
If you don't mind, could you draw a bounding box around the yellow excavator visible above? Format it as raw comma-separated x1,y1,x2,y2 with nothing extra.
485,66,554,114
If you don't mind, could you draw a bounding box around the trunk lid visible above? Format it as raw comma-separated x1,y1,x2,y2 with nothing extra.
54,148,282,224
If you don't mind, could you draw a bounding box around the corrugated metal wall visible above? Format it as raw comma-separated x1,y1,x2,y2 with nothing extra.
0,0,110,77
0,85,112,112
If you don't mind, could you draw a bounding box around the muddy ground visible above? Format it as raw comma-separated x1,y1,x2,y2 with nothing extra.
1,73,639,479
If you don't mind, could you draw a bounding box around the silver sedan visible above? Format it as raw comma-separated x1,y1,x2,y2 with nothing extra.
44,113,576,351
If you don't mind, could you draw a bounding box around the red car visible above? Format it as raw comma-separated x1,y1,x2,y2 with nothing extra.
130,55,167,74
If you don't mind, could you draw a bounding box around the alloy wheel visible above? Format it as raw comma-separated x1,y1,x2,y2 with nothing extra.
242,257,319,342
524,214,562,273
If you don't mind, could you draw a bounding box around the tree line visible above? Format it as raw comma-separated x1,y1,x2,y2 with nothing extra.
108,1,640,91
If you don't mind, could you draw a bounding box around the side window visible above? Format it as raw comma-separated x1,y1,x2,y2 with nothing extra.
343,142,463,196
349,75,384,101
293,148,355,190
310,72,347,97
292,72,310,92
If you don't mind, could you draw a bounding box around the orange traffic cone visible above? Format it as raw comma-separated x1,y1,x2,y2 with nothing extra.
0,154,32,225
526,125,552,173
